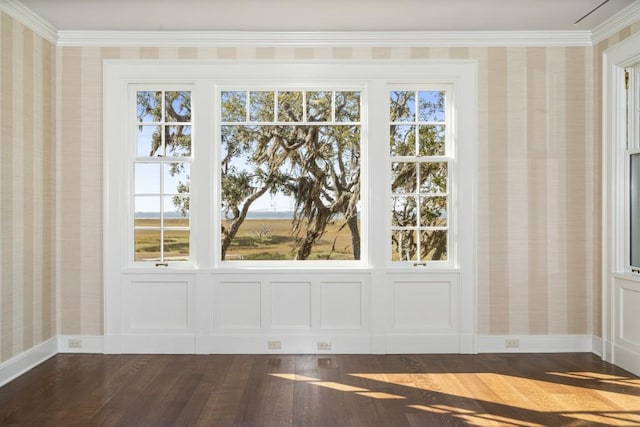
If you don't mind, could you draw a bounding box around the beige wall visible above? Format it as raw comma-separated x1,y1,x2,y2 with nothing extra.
0,12,56,363
58,44,597,337
4,12,640,360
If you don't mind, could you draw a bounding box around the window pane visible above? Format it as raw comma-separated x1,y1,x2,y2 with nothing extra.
392,230,417,261
220,91,361,262
335,91,360,122
221,91,247,122
307,91,332,122
165,91,191,122
164,195,190,227
163,162,190,194
137,91,162,122
134,229,161,261
137,125,162,157
420,196,447,227
390,125,416,156
390,91,415,122
164,230,190,261
418,124,445,156
420,230,447,261
392,196,417,227
278,91,303,122
135,163,160,194
418,91,445,122
391,162,417,194
250,91,274,122
419,162,447,193
135,196,160,227
166,125,191,157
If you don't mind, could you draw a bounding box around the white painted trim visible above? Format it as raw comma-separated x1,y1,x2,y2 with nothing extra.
211,334,372,354
1,0,637,48
602,31,640,368
476,335,594,353
58,335,105,353
0,337,58,388
56,29,593,48
592,335,603,357
613,343,640,376
592,1,640,46
0,0,57,44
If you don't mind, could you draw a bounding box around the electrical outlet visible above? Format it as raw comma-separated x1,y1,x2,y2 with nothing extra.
317,341,332,351
268,340,281,350
505,338,520,348
68,338,82,349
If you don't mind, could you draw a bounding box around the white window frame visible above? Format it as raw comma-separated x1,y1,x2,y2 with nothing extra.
626,65,640,273
602,31,640,369
388,84,455,266
214,84,368,266
104,60,477,272
130,85,195,266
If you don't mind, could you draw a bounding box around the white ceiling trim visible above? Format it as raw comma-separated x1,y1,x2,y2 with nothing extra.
0,0,57,44
55,30,593,48
591,1,640,45
2,0,639,48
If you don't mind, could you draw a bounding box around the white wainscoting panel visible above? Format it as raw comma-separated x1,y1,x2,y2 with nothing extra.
211,272,372,353
384,272,460,353
270,281,312,329
393,281,452,329
130,280,190,330
614,277,640,375
320,281,362,329
112,274,197,353
220,281,262,329
620,285,640,344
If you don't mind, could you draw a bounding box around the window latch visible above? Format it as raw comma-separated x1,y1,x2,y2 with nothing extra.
413,262,427,267
155,262,169,267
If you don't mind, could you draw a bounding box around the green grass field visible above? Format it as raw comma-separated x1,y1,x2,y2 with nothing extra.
134,218,357,261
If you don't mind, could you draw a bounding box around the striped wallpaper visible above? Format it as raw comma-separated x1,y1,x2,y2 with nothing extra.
2,10,640,362
58,44,599,337
0,12,55,363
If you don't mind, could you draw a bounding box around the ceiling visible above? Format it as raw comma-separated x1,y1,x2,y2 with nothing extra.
17,0,639,32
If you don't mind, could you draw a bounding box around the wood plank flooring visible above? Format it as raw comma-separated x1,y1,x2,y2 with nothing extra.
0,353,639,426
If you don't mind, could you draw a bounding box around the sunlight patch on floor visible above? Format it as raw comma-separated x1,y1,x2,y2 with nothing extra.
349,372,640,412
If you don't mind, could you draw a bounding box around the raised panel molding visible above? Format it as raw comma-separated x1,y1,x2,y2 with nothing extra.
320,281,362,329
218,281,262,329
619,284,640,346
128,280,191,330
270,281,312,329
392,281,454,330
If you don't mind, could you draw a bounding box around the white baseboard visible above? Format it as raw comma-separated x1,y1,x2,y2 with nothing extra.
476,334,594,353
0,337,58,388
58,335,104,353
613,343,640,376
211,334,372,354
592,335,603,357
0,333,609,389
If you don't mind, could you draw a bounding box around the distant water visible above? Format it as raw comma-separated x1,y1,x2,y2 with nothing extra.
135,211,296,220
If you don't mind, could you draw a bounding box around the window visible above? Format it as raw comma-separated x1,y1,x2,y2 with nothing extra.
133,90,192,263
389,89,449,263
105,61,475,270
629,64,640,270
219,90,362,261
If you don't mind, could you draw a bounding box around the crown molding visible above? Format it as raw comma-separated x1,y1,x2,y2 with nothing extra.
592,1,640,45
2,0,638,48
56,30,593,48
0,0,57,44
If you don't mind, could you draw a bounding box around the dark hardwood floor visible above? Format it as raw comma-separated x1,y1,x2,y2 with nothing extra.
0,353,639,426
